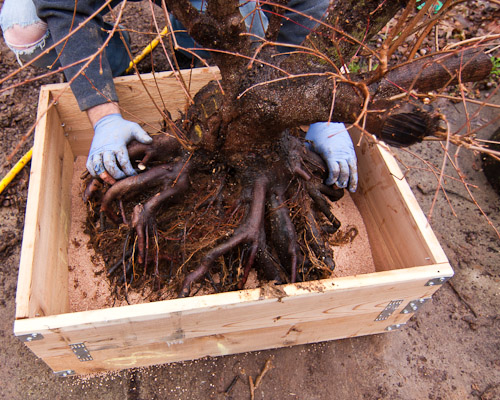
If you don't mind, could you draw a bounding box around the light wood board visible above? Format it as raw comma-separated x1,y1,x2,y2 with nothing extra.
15,265,447,374
16,90,73,319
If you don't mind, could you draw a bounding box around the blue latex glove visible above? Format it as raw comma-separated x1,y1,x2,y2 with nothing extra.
87,113,153,180
305,122,358,192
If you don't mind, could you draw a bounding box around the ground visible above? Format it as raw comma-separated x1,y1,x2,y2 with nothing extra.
0,2,499,399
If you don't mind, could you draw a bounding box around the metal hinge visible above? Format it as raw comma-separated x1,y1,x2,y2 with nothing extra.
54,369,75,377
425,277,451,286
401,298,431,314
70,343,93,362
17,333,44,342
375,299,404,321
385,323,405,331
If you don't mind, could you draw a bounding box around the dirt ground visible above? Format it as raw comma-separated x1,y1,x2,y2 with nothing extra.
0,2,499,399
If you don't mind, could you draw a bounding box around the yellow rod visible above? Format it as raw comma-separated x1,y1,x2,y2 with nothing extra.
0,147,33,195
125,26,170,74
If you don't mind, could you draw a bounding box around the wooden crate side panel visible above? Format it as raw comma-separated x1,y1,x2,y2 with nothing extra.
352,132,449,271
376,141,450,264
16,90,73,319
15,266,446,370
27,309,415,374
50,68,220,156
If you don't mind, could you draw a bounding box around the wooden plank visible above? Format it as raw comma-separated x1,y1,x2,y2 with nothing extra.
49,67,221,156
14,265,448,373
376,140,450,263
16,89,73,319
29,310,414,374
350,131,450,271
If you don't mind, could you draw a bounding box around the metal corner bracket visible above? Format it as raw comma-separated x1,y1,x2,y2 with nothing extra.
70,343,93,362
425,277,451,286
17,333,44,342
385,323,405,331
375,299,404,321
401,298,431,314
54,369,75,377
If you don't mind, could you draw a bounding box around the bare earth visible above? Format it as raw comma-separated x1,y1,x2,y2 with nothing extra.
0,2,499,399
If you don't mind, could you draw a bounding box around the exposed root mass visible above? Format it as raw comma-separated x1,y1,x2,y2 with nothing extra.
84,131,346,299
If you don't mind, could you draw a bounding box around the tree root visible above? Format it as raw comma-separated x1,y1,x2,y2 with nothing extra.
179,175,269,297
130,159,192,264
101,164,187,224
268,187,298,283
176,144,342,296
85,132,345,299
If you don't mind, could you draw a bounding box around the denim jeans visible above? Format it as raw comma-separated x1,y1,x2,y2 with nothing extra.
167,0,267,59
170,0,329,56
0,0,57,68
0,0,270,73
0,0,131,76
1,0,327,72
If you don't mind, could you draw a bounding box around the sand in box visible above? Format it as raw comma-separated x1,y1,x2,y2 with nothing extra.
68,157,376,312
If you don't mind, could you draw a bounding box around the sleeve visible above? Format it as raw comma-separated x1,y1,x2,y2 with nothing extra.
34,0,119,111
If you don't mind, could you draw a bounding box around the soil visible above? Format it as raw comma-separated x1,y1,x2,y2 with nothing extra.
68,154,375,312
0,1,499,399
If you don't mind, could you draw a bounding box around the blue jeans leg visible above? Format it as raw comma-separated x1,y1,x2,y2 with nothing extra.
170,0,268,59
0,0,60,68
276,0,330,48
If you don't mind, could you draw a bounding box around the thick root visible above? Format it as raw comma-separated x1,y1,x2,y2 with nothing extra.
178,176,269,297
131,159,192,264
268,188,298,282
101,165,185,224
86,130,345,299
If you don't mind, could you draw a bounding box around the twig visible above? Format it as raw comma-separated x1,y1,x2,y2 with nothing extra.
224,375,239,395
443,33,500,51
428,117,451,222
443,144,500,240
248,376,255,400
254,358,274,389
417,93,500,109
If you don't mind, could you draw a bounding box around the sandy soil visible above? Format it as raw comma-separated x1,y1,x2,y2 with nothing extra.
0,2,499,399
67,156,375,312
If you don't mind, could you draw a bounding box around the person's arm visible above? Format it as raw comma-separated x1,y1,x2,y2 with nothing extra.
34,0,118,110
34,0,151,182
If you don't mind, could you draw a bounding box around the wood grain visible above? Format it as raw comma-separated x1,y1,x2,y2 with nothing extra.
16,89,73,319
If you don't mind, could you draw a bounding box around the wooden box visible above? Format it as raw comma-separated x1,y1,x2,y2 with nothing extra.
14,68,453,376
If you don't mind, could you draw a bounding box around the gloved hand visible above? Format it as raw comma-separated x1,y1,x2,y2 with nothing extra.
86,113,153,180
305,122,358,192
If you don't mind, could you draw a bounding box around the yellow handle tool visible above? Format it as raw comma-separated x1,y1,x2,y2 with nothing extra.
0,147,33,195
125,26,170,74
